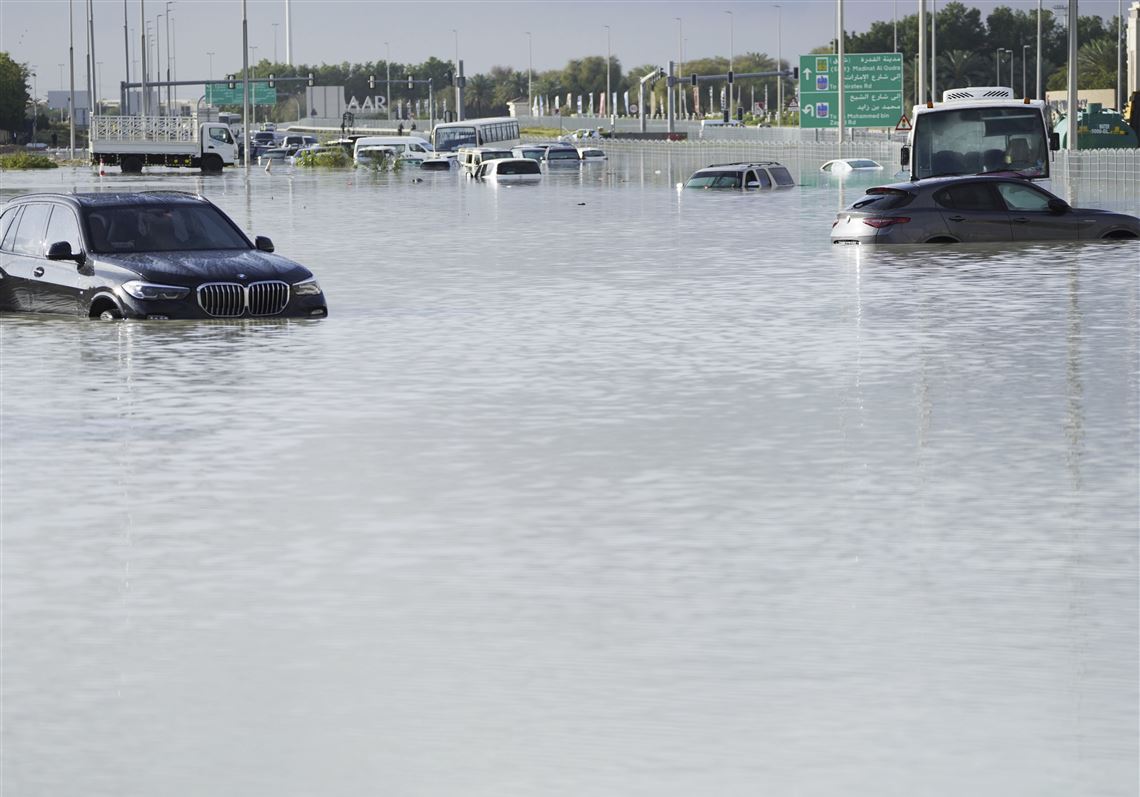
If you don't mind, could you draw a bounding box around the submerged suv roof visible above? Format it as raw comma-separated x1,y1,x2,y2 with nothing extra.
686,161,796,189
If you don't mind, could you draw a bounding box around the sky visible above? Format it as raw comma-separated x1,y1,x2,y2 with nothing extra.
1,0,1129,101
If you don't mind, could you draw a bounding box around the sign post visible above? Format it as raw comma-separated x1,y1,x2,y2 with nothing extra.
207,82,277,105
798,53,903,129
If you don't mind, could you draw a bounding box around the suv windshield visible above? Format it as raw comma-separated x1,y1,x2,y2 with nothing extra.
84,204,251,253
686,172,742,188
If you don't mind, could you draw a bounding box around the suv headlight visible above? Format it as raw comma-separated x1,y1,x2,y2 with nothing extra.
121,281,190,300
292,276,322,296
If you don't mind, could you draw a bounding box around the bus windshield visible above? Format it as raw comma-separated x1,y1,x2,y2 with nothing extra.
434,126,477,152
911,106,1048,180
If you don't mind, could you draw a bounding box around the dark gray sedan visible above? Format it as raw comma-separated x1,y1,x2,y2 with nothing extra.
831,176,1140,244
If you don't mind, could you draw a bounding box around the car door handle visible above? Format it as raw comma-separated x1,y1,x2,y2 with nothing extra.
1012,217,1031,224
33,266,45,277
948,215,965,222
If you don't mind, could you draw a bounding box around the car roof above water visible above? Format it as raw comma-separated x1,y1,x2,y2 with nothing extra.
5,191,209,210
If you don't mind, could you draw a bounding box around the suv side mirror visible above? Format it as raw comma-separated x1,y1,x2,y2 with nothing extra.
46,240,86,265
1047,198,1070,214
255,235,275,252
1049,132,1060,151
900,146,910,168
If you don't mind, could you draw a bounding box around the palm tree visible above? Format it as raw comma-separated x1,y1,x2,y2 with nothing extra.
465,74,494,116
938,49,986,88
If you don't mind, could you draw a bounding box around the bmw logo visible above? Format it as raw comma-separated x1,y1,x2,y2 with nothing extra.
236,273,247,280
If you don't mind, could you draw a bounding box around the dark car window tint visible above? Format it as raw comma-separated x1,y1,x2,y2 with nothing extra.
85,204,250,253
852,190,912,211
45,205,83,253
11,203,51,256
0,206,21,251
497,160,540,175
756,170,772,188
934,183,1003,211
995,182,1053,212
769,166,794,186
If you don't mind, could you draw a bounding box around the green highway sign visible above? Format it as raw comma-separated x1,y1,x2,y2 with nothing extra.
797,53,903,129
206,82,278,106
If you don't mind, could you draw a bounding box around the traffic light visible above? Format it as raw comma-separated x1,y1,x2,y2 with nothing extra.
307,73,314,87
368,75,375,89
792,66,800,80
407,75,413,89
727,70,734,84
691,73,698,87
267,73,275,88
227,74,236,90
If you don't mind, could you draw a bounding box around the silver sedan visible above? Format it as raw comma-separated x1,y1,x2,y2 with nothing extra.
831,176,1140,244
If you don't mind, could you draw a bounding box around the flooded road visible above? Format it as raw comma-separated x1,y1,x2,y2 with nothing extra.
2,161,1138,796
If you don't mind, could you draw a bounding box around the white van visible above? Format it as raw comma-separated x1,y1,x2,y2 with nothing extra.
457,146,514,176
352,136,434,165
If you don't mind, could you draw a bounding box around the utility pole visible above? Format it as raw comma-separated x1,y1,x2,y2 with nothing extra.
526,32,532,112
606,25,613,127
140,0,148,117
385,41,391,121
775,4,782,126
70,0,76,156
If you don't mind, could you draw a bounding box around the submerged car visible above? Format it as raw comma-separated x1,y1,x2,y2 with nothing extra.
577,147,607,161
473,157,542,183
820,158,883,173
685,161,795,190
0,191,328,319
542,144,582,166
830,175,1140,244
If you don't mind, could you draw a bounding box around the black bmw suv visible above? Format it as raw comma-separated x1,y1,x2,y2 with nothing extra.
0,191,327,320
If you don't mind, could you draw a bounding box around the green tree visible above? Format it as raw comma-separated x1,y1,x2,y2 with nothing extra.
464,73,494,116
0,52,30,133
938,49,986,87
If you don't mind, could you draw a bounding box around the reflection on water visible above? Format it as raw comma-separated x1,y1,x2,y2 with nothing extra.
1,164,1137,796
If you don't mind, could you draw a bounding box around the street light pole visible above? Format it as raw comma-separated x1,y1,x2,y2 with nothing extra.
775,4,782,126
525,31,532,112
207,51,214,80
675,17,682,118
385,41,391,121
452,29,459,119
273,22,279,64
164,2,171,112
606,25,612,127
725,10,733,120
1022,44,1030,97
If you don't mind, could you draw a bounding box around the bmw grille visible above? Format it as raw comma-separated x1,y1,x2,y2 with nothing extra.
197,281,290,317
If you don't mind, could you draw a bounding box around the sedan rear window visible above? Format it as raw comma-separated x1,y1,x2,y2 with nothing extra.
851,189,912,210
84,204,250,253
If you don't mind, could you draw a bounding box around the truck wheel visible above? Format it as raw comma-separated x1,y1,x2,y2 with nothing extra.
121,155,143,174
201,154,224,173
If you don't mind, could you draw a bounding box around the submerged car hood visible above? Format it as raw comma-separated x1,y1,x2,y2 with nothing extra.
94,249,312,284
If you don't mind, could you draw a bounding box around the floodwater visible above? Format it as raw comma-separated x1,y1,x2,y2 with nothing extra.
1,159,1137,796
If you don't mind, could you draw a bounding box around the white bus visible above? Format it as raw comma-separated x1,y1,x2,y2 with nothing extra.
902,87,1057,184
431,116,521,153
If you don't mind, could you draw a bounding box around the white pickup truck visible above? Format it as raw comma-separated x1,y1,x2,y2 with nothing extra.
89,115,238,173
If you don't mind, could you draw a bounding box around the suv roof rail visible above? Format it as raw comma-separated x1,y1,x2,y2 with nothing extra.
706,161,782,168
137,189,206,200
